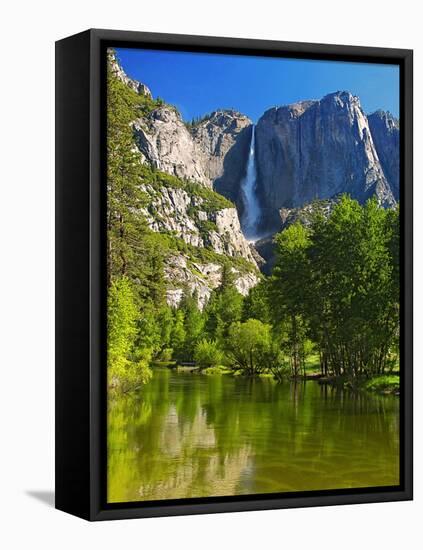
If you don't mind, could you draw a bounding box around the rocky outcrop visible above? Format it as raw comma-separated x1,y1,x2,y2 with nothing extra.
141,185,203,247
253,236,276,276
164,254,260,309
108,50,152,98
191,110,252,202
255,92,396,233
133,107,253,195
207,208,256,261
141,184,257,265
133,108,209,186
368,110,400,201
279,198,338,230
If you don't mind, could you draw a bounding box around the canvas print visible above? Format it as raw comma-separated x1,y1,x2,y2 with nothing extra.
106,47,400,504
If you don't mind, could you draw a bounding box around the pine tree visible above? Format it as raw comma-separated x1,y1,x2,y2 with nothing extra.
171,309,186,361
179,290,204,360
204,264,243,344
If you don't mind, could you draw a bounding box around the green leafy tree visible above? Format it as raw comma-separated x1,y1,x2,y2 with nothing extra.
106,55,170,390
108,278,152,391
205,264,243,343
242,278,270,323
194,339,224,369
226,319,277,375
270,196,399,380
271,222,312,377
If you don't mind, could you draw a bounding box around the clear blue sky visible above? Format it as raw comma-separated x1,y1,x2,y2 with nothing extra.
115,47,400,123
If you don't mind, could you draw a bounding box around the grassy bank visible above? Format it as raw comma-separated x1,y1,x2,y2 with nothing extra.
362,375,400,395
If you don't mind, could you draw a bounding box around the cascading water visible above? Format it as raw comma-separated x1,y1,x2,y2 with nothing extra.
240,125,262,241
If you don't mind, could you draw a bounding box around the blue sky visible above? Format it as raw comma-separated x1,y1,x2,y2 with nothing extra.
115,47,400,123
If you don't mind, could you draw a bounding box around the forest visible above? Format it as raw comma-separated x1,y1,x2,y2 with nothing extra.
107,61,400,397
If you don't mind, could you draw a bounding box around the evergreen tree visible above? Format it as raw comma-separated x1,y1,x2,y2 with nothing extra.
171,309,186,361
175,290,204,361
107,59,167,305
106,57,169,388
204,264,244,344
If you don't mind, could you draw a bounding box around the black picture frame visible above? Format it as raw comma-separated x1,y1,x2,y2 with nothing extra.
55,28,413,521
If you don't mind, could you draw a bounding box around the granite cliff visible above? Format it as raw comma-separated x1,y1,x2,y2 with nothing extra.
191,110,252,205
254,92,396,233
109,50,400,283
368,110,400,201
108,51,259,308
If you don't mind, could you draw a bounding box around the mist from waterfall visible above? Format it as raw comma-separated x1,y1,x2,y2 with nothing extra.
240,125,262,241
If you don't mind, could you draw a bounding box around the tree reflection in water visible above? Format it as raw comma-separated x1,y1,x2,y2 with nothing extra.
108,368,399,503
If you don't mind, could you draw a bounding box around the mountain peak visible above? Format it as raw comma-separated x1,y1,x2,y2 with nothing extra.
321,90,361,109
255,89,396,232
107,49,153,99
368,109,400,130
192,109,251,129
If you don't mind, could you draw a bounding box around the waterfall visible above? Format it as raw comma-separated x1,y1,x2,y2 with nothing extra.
241,125,261,241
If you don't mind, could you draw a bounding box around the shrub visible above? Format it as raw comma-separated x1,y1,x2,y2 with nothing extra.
194,339,224,369
158,347,173,362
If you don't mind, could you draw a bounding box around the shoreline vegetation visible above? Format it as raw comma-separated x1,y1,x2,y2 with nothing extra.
151,361,400,396
106,59,400,400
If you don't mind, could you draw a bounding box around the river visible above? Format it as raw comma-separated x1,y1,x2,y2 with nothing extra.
108,368,399,503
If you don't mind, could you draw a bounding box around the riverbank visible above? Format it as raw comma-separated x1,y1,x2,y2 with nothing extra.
314,373,400,396
362,375,400,395
152,360,400,396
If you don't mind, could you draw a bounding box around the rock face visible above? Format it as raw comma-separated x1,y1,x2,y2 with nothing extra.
255,92,396,233
141,184,257,265
279,198,338,230
191,111,252,203
140,177,259,309
133,108,210,186
208,208,256,261
368,110,400,200
165,254,260,310
133,107,253,194
141,185,203,247
108,50,152,98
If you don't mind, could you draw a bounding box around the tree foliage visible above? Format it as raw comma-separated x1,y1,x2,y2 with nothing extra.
194,339,224,370
226,319,280,375
271,195,400,380
108,278,152,392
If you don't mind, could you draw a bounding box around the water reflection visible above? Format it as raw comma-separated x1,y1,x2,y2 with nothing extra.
108,369,399,503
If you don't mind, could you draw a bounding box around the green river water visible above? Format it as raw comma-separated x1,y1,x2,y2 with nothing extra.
108,368,399,503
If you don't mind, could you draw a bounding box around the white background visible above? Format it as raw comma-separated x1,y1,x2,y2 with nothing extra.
0,0,420,548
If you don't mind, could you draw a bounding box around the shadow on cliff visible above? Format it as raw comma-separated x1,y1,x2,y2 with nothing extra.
213,125,252,216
